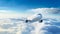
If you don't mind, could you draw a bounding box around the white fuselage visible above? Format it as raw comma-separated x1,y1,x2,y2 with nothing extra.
30,14,42,22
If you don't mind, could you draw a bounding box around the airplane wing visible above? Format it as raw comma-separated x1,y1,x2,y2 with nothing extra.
10,18,27,22
10,13,43,23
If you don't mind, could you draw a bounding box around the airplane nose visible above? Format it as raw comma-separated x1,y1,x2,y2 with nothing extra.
38,13,42,18
38,13,42,16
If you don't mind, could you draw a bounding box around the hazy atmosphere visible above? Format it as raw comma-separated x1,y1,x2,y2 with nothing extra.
0,0,60,34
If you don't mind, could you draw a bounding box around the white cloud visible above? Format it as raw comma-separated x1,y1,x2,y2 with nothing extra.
0,10,30,18
27,8,60,14
0,15,60,34
0,10,14,13
27,8,60,20
0,8,60,34
0,8,60,19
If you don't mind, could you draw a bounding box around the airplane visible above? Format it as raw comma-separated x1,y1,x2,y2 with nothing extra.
25,13,43,23
11,13,43,23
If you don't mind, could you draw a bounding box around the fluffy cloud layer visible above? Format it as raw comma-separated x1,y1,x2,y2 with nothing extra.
0,8,60,19
0,18,60,34
42,19,60,34
0,10,30,18
27,8,60,15
27,8,60,21
0,8,60,34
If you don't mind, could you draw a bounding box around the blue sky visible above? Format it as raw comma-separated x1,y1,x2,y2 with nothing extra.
0,0,60,34
0,0,60,18
0,0,60,10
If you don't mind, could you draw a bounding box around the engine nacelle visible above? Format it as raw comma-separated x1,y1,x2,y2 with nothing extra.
39,20,43,23
25,20,31,23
